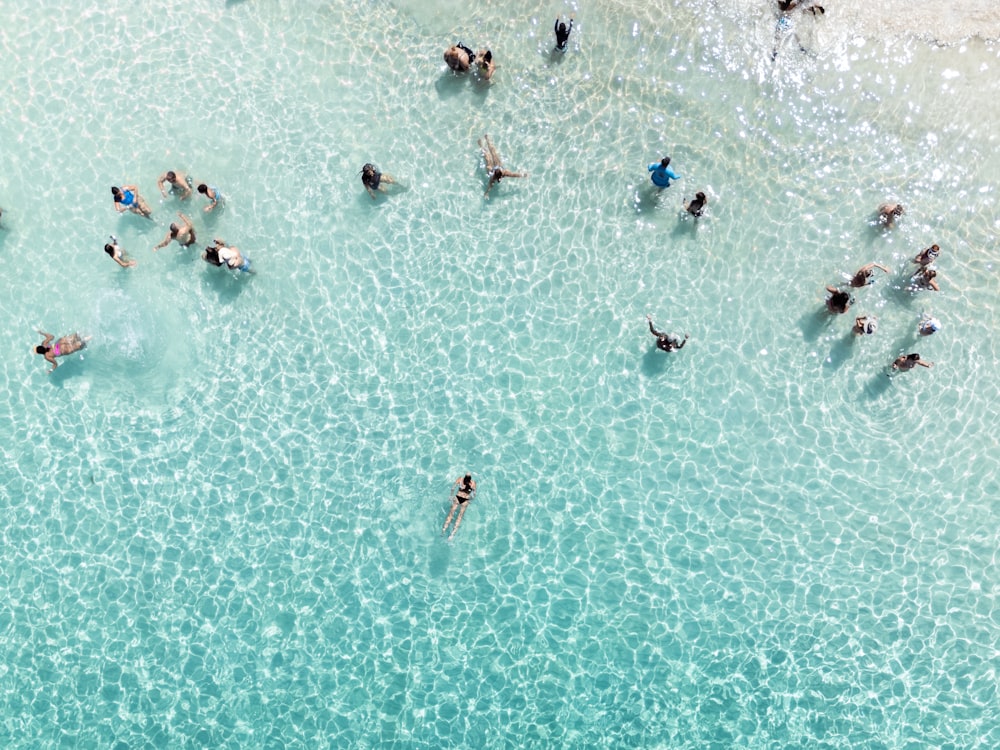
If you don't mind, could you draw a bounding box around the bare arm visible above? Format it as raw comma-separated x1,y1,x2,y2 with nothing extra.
153,232,171,251
918,360,933,368
179,212,194,231
112,253,135,268
874,263,890,273
501,169,526,179
157,174,168,197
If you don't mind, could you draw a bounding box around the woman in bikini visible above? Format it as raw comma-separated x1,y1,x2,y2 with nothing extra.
479,134,527,198
442,474,477,541
35,330,90,372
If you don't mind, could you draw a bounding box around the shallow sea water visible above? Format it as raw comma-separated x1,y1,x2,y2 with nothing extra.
2,0,1000,747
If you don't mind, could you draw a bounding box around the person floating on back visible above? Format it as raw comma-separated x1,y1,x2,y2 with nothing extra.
479,134,527,198
648,157,680,189
442,473,477,541
554,14,574,51
646,314,689,352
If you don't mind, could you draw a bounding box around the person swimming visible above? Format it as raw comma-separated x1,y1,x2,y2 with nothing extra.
479,134,527,198
891,353,933,372
648,157,680,189
554,15,574,51
104,236,137,268
646,314,689,352
911,267,940,292
35,330,90,372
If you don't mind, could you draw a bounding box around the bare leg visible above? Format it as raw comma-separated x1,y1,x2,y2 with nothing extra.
448,503,470,541
442,499,459,535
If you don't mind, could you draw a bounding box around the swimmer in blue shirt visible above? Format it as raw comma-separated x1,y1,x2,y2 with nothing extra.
648,157,680,189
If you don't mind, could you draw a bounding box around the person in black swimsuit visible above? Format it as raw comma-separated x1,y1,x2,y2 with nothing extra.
442,473,477,540
361,163,396,200
554,15,574,51
684,191,707,218
646,315,689,352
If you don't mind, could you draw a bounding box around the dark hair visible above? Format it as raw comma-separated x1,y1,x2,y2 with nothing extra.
695,191,706,201
908,353,920,361
203,247,223,266
661,157,671,168
166,171,176,181
35,345,49,354
104,244,115,256
492,167,503,180
464,473,472,481
169,223,179,237
197,184,208,194
483,50,493,63
111,186,121,202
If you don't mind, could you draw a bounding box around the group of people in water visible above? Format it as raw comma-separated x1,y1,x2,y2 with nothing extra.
823,202,944,375
34,169,252,372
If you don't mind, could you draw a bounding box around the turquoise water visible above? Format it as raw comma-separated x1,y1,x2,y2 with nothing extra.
2,0,1000,747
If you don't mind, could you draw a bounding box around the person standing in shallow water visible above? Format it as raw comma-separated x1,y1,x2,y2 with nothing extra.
112,185,152,218
646,314,689,352
157,170,192,200
825,286,853,314
684,191,707,218
197,183,223,213
648,157,680,189
554,14,574,51
360,163,396,200
442,474,477,541
153,212,197,251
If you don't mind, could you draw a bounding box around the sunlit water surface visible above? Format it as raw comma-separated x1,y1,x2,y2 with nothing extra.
1,0,1000,747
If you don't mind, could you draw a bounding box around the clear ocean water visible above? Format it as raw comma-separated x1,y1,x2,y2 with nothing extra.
2,0,1000,747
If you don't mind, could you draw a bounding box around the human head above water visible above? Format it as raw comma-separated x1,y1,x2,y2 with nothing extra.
197,183,208,194
111,186,122,201
660,157,671,168
166,170,176,181
35,344,49,354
